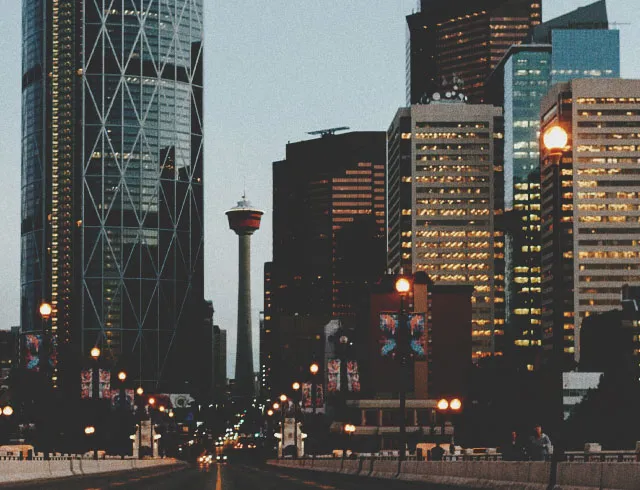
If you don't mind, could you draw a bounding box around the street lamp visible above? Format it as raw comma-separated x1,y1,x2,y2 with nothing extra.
344,423,356,457
2,406,13,416
39,302,52,319
309,363,319,415
542,123,569,490
279,394,287,403
85,426,97,459
267,409,274,417
395,275,412,462
272,402,280,411
292,383,301,458
90,347,101,360
136,387,144,396
450,399,462,411
118,371,127,382
437,399,449,411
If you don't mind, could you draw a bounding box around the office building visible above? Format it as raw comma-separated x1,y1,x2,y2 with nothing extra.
213,325,228,401
21,1,205,391
387,93,504,360
486,0,620,370
540,79,640,367
264,131,387,398
406,0,541,104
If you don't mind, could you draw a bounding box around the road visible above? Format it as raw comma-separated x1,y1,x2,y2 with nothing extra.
0,461,468,490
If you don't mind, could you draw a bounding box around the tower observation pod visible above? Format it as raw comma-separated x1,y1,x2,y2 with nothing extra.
226,197,263,402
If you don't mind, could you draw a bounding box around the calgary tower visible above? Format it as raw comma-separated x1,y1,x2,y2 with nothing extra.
226,196,263,401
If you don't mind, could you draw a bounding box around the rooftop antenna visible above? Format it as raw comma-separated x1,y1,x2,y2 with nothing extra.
243,177,246,200
307,126,350,138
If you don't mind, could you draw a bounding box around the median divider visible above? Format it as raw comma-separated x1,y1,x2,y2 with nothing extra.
340,459,361,475
369,459,398,479
0,458,185,485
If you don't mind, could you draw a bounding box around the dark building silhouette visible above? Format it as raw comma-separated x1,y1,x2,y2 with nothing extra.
20,1,205,392
366,273,473,400
580,286,640,375
406,0,541,104
264,131,387,398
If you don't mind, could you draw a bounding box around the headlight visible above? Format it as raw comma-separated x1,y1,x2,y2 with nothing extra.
223,455,228,460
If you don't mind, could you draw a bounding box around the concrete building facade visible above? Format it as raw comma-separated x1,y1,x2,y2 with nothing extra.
540,79,640,366
388,100,504,360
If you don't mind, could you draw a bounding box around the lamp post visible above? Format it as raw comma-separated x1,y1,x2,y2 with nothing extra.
39,303,52,381
309,363,319,414
395,276,411,462
85,426,97,459
292,382,300,458
279,394,287,458
542,124,569,490
344,423,356,458
90,347,101,400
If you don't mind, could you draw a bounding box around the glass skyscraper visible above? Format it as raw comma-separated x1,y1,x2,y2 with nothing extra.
487,0,620,370
21,1,205,392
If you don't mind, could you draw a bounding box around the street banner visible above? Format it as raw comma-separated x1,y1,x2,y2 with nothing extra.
24,334,42,371
409,313,427,359
80,369,92,399
379,313,398,356
98,369,111,398
347,360,360,392
327,358,340,392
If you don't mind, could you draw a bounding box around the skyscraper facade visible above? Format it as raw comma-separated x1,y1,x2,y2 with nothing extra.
21,1,205,391
540,78,640,367
265,131,387,396
387,97,504,360
406,0,541,104
486,1,620,370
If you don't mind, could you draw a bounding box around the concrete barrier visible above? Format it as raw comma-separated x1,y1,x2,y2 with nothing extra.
340,459,361,475
600,462,640,490
0,457,184,485
369,459,398,479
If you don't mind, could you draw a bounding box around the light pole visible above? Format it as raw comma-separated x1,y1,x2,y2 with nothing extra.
279,394,287,457
309,363,319,414
542,124,569,490
85,426,97,459
395,276,411,462
344,423,356,457
292,382,300,458
39,303,52,378
90,347,101,400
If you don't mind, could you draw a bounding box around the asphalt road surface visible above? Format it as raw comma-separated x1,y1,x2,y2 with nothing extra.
0,461,471,490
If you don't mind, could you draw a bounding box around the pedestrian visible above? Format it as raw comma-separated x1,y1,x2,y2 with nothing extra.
502,430,527,461
430,442,445,461
528,425,552,461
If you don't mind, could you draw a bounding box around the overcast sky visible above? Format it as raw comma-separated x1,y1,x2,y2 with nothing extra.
0,1,637,377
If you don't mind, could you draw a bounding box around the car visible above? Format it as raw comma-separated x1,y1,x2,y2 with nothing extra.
216,454,228,463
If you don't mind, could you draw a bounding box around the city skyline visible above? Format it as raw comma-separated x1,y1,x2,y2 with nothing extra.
0,1,638,377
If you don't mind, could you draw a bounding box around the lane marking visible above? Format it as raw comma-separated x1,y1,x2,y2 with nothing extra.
216,464,222,490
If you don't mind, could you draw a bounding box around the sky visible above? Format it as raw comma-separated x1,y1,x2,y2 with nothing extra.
0,1,637,378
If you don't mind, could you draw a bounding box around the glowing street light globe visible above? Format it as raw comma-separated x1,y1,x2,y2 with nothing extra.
118,371,127,382
279,394,287,402
267,409,274,416
84,426,95,435
272,402,280,410
309,363,319,375
292,382,300,391
437,399,449,411
450,398,462,411
395,277,411,294
90,347,101,360
136,387,144,396
543,126,568,151
2,406,13,416
39,302,52,319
